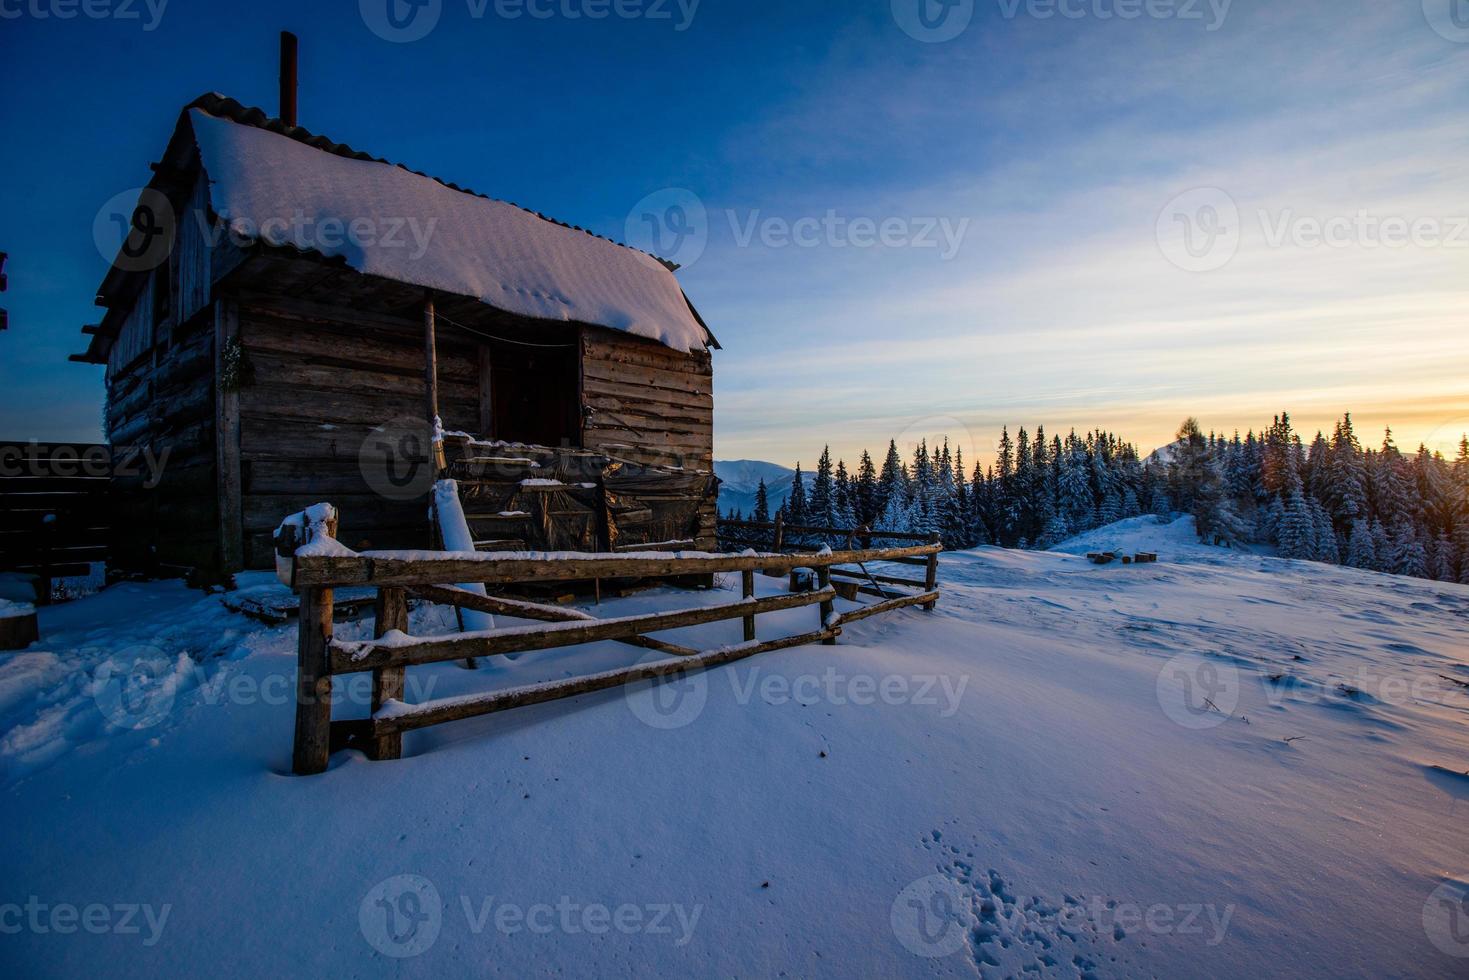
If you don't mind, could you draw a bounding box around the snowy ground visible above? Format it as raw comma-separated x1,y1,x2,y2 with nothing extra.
2,516,1467,977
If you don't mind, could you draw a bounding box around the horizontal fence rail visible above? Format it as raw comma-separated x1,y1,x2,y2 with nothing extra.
282,506,942,775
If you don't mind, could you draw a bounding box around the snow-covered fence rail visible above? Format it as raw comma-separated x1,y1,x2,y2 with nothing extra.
277,513,942,775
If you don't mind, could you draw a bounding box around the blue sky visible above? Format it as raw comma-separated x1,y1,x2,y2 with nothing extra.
2,0,1466,470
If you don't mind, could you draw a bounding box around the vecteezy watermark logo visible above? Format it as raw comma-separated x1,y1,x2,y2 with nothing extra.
626,189,971,268
1421,416,1469,461
359,876,701,955
1423,0,1469,43
0,898,171,945
892,0,974,42
1424,876,1469,958
361,0,443,42
360,875,443,958
361,0,700,41
891,875,970,957
625,188,709,269
1256,209,1469,251
360,417,438,502
1156,653,1239,729
93,187,176,274
1156,187,1240,273
995,0,1233,31
90,645,182,731
0,0,169,30
624,654,709,730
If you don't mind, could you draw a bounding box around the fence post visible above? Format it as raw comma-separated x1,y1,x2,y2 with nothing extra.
741,570,756,642
859,524,872,551
771,513,785,554
816,566,835,644
36,514,55,607
371,587,408,761
923,532,940,611
292,585,335,775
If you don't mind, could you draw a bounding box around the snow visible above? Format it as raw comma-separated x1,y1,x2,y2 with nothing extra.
273,503,353,583
0,598,35,619
1050,513,1276,561
430,480,494,633
189,109,709,352
2,521,1467,976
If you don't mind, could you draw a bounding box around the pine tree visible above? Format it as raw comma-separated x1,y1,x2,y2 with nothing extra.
834,459,853,526
1059,433,1093,534
1345,519,1376,570
1373,429,1415,529
1431,532,1455,582
877,441,905,518
1277,491,1315,559
1324,414,1368,531
752,478,770,524
787,463,808,526
1389,525,1427,578
876,489,912,541
811,446,836,528
1040,510,1072,548
1371,519,1392,572
855,450,878,526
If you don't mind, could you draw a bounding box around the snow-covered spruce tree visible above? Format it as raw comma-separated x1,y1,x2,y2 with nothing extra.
787,463,808,526
1040,510,1072,548
1372,429,1416,531
876,489,913,543
1310,502,1345,564
833,459,854,525
1276,491,1316,559
1345,519,1376,570
877,440,906,520
810,446,836,528
1390,525,1427,578
1324,415,1368,533
1052,432,1089,534
1370,520,1392,572
855,450,878,527
752,478,770,524
1431,532,1455,582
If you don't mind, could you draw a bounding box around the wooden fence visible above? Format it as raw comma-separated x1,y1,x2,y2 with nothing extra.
0,441,113,602
281,528,942,774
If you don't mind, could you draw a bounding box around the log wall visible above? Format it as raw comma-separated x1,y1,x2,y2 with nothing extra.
233,295,481,568
580,327,716,548
104,301,220,574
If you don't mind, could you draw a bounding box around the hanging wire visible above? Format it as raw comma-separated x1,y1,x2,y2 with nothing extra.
431,305,652,441
432,308,580,349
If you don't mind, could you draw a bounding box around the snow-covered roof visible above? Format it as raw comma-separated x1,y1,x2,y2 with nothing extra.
184,102,711,352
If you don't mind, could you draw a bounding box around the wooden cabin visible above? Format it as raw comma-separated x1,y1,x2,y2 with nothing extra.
74,93,719,580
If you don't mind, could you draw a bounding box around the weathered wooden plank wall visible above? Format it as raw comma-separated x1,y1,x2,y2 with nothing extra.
233,294,480,568
580,327,716,548
104,297,221,574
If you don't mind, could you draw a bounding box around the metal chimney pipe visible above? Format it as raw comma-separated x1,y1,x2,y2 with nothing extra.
279,31,298,128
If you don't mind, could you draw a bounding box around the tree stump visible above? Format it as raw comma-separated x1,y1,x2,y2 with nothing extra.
0,608,39,651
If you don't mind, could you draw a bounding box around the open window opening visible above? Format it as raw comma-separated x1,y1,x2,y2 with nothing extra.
485,337,581,448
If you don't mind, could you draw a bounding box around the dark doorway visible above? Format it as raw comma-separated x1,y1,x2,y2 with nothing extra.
487,338,581,447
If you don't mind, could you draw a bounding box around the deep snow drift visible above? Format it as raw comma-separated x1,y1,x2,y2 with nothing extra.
1,516,1466,978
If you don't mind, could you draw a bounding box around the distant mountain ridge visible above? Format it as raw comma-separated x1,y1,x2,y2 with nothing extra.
714,460,807,518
